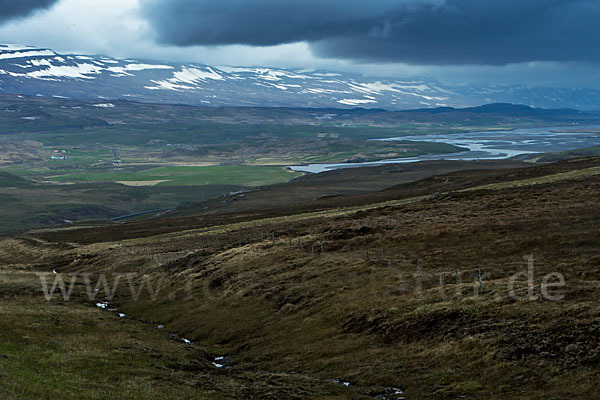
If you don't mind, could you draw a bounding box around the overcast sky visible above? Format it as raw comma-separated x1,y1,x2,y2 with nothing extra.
1,0,599,87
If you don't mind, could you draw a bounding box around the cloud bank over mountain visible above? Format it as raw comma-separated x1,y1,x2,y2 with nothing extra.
0,0,60,24
141,0,600,65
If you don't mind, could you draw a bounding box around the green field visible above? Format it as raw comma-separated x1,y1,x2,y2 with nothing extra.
47,165,302,186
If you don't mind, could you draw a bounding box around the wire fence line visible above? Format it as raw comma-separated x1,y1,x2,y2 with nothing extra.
113,230,558,294
36,231,565,304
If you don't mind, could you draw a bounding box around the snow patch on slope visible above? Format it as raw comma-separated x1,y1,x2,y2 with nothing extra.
27,63,104,80
145,80,194,91
302,88,352,95
337,98,378,106
173,67,224,83
347,81,447,101
107,63,173,76
0,49,55,60
145,66,225,91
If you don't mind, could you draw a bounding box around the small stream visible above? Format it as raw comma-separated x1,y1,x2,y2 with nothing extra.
92,301,406,397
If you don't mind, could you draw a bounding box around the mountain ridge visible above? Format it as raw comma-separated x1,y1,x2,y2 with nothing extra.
2,44,600,110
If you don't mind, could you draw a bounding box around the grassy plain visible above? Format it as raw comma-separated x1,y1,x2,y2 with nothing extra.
46,165,301,186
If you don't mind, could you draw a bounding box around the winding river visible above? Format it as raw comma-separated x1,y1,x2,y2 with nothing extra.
289,125,600,173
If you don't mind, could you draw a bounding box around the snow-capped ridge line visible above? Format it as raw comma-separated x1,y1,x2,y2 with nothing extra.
0,43,599,111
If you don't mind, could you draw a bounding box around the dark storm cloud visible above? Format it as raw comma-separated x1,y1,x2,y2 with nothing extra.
0,0,59,23
141,0,441,46
141,0,600,66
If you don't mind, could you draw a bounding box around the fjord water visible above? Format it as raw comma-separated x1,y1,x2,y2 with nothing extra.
289,125,600,173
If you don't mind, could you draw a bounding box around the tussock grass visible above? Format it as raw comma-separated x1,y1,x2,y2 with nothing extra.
7,157,600,398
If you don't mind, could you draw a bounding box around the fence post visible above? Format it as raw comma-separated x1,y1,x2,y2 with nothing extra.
416,256,422,296
365,246,369,260
298,238,302,250
288,233,292,248
320,240,324,255
478,267,483,293
380,248,383,265
538,277,543,302
311,244,314,256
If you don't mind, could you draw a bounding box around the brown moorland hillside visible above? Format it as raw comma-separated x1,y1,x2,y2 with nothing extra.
2,157,600,399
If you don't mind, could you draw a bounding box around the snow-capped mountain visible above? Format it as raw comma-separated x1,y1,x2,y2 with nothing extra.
1,44,600,110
